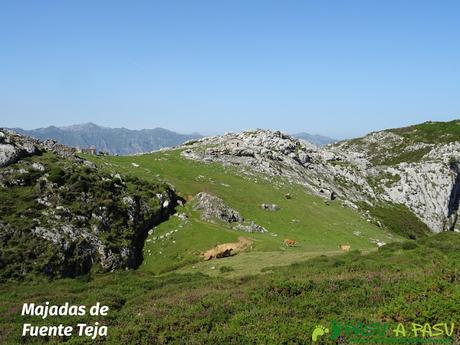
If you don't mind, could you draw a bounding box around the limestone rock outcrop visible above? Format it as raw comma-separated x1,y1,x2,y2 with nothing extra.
193,192,243,223
180,126,460,233
192,192,268,233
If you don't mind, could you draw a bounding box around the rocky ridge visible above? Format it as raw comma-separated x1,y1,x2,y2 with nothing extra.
180,124,460,233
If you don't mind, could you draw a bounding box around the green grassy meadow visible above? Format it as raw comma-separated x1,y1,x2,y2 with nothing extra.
86,149,399,276
1,233,460,344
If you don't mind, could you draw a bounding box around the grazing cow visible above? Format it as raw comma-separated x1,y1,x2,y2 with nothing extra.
284,238,297,247
203,248,233,261
202,237,252,261
339,244,351,252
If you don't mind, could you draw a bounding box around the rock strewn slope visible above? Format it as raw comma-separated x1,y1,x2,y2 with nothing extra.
0,129,177,280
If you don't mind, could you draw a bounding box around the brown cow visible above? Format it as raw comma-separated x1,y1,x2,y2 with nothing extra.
339,244,351,252
283,238,298,247
202,237,252,261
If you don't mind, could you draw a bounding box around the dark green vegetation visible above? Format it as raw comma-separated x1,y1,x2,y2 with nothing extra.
341,138,432,166
1,232,459,344
361,203,431,240
378,146,433,166
0,152,174,281
390,120,460,144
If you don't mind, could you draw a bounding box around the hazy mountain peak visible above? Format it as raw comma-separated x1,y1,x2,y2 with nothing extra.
61,122,102,131
293,132,337,146
9,123,203,155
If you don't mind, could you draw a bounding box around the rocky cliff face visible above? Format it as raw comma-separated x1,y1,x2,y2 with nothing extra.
333,124,460,233
0,129,177,281
180,122,460,233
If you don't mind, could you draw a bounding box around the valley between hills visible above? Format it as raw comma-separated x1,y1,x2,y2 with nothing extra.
1,120,460,344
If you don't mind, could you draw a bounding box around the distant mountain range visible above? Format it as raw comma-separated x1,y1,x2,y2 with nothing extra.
7,123,337,154
9,123,203,155
293,132,337,146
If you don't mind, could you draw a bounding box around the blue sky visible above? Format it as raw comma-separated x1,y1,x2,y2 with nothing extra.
1,1,459,138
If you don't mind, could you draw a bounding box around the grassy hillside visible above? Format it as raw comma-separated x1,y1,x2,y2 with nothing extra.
1,232,459,344
84,149,401,276
338,120,460,166
389,120,460,144
360,203,432,240
0,151,174,281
